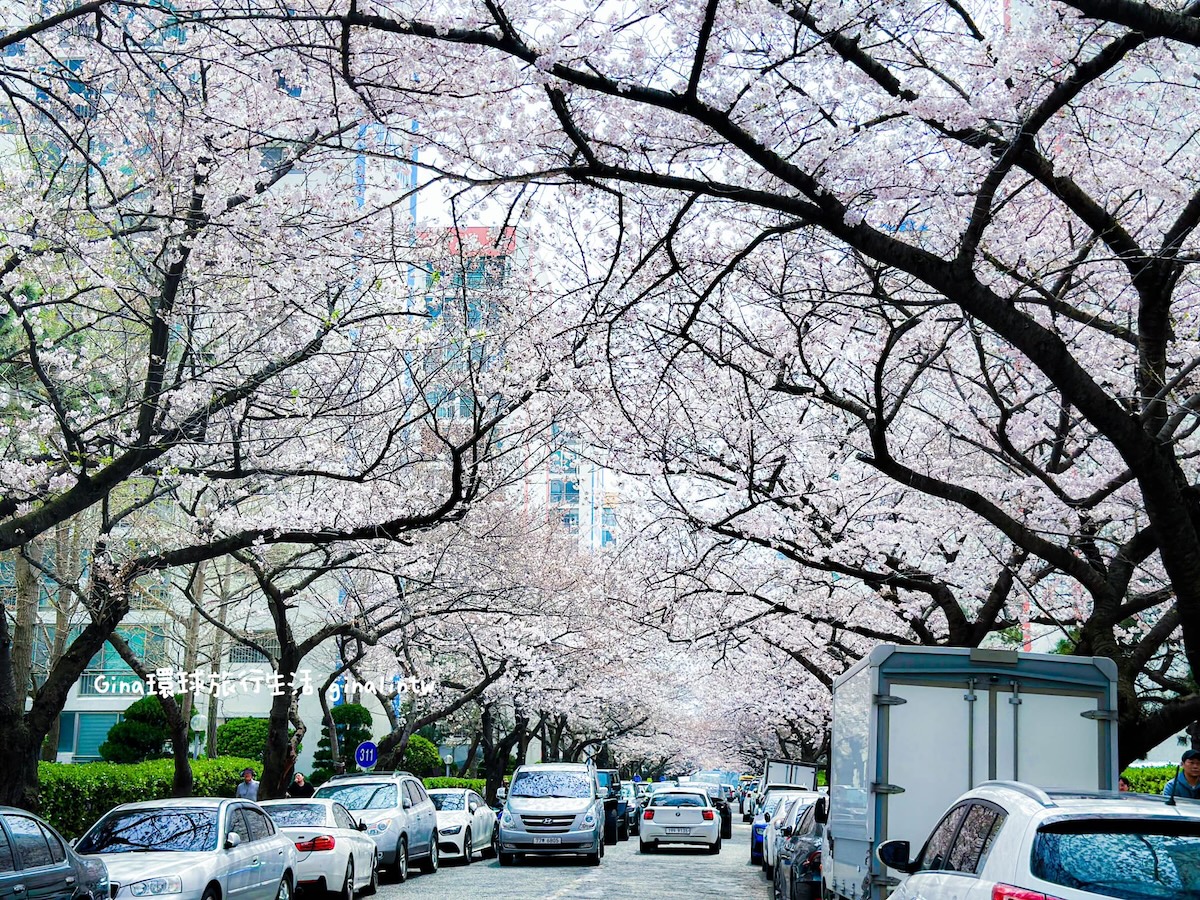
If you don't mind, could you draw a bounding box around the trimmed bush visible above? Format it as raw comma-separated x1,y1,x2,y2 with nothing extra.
38,757,259,839
99,694,187,764
402,734,441,778
1123,766,1176,795
423,777,487,794
311,704,374,786
216,717,270,761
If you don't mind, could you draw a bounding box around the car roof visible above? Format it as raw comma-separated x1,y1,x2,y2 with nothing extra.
517,763,591,771
109,797,229,811
427,788,471,794
966,781,1200,821
259,798,342,806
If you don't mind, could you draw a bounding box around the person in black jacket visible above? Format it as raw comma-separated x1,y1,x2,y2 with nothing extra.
287,772,316,798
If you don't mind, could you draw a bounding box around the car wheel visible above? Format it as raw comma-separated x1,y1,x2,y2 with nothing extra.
395,837,409,883
487,826,499,858
330,860,353,900
201,888,220,900
462,829,472,865
275,875,292,900
498,851,515,866
709,836,722,855
639,839,655,854
586,842,602,866
604,813,618,845
420,837,439,874
619,817,629,841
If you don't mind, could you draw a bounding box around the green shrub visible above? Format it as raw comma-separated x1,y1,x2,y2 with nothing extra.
1122,765,1176,795
311,704,374,785
216,717,270,761
423,777,487,794
38,757,259,839
402,734,441,777
99,694,188,764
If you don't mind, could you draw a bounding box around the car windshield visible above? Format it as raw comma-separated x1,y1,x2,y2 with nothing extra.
264,804,326,827
77,809,219,853
314,783,398,811
430,792,465,811
763,794,802,817
1031,818,1200,899
652,794,706,808
510,771,592,799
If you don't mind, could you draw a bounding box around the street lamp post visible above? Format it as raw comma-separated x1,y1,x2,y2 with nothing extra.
443,753,454,778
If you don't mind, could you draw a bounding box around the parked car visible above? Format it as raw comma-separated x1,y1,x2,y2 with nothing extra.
427,788,498,863
76,798,296,900
259,798,379,899
741,780,760,820
0,806,108,900
686,781,733,841
619,783,641,836
751,789,809,865
878,781,1200,900
763,792,820,876
498,762,606,865
638,788,721,854
774,797,824,900
595,769,627,843
313,771,438,883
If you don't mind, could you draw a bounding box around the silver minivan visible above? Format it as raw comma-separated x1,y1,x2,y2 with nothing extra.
498,763,605,865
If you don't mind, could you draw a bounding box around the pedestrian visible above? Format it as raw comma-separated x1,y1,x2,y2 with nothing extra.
1118,776,1131,792
236,767,260,801
287,772,315,798
1163,750,1200,800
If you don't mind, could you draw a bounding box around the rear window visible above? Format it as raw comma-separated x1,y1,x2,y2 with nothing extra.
264,804,326,827
1031,819,1200,899
651,794,706,808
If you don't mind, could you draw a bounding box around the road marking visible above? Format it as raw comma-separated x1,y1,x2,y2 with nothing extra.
546,869,602,899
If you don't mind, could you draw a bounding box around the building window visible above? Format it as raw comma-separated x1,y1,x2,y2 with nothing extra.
550,479,579,505
74,712,120,762
562,511,579,534
230,633,280,665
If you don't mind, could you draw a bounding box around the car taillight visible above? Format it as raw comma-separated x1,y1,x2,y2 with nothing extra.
643,810,654,820
992,886,1061,900
702,810,714,820
295,835,336,851
802,849,821,872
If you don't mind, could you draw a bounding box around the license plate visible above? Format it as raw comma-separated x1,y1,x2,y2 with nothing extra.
533,837,562,844
666,827,690,834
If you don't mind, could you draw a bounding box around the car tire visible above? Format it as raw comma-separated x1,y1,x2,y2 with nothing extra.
486,827,499,858
743,813,752,823
462,829,472,865
709,836,722,855
639,840,655,854
618,817,629,841
587,843,602,866
420,838,439,874
394,837,409,883
604,812,618,845
275,875,292,900
721,814,732,840
330,860,353,900
498,851,515,866
202,887,220,900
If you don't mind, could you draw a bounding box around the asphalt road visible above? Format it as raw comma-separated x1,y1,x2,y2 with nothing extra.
375,821,771,900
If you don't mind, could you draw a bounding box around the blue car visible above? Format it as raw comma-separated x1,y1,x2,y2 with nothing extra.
750,790,804,865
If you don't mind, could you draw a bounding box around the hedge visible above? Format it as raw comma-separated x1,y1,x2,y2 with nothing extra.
1122,766,1176,795
423,777,487,793
39,757,260,839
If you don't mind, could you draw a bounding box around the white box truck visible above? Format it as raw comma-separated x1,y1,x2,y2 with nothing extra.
823,645,1118,900
762,758,819,791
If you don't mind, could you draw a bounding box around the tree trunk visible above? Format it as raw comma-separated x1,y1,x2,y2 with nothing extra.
457,731,481,777
11,548,40,708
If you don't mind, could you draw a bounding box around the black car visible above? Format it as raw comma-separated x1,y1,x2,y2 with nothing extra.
688,781,733,840
0,807,108,900
595,769,628,843
773,798,824,900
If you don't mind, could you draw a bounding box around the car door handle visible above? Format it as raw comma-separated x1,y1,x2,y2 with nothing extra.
66,876,76,885
12,885,24,894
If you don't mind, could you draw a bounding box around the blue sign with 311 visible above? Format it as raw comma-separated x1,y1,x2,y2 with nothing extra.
355,741,378,769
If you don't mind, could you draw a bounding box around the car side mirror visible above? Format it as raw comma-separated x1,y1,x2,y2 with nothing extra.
469,803,479,813
402,796,413,810
877,839,916,874
782,826,794,837
68,838,77,847
814,797,829,825
225,832,242,849
356,820,367,832
763,811,772,822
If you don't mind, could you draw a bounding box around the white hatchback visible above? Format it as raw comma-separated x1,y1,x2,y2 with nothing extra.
878,781,1200,900
638,788,721,854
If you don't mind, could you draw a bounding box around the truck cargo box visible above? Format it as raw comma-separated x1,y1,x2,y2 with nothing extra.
824,645,1118,900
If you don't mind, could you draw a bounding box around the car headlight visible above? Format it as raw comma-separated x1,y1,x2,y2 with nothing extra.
365,818,393,836
439,824,463,835
129,877,182,896
500,810,515,828
582,811,597,827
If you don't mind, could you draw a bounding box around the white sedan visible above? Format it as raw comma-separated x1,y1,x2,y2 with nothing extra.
260,799,379,899
428,788,498,863
638,788,721,854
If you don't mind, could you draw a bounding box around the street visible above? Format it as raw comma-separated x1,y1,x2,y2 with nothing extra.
374,822,769,899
